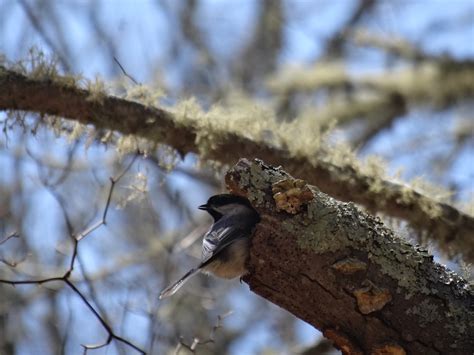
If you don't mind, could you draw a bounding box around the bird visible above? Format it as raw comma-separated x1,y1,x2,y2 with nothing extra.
159,194,260,299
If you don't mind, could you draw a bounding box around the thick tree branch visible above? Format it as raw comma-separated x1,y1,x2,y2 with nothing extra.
225,159,473,355
0,66,473,263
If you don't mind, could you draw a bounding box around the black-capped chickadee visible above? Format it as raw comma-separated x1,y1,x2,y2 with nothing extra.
159,194,260,299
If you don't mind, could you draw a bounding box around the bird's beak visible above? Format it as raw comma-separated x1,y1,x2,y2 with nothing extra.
198,204,209,211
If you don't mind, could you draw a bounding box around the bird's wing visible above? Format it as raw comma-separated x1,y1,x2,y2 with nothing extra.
200,223,247,266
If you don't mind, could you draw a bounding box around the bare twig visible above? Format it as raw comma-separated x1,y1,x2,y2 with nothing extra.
113,56,140,85
174,311,233,354
0,254,27,268
0,232,19,246
26,140,80,188
18,0,72,71
77,155,137,241
0,156,145,354
323,0,376,57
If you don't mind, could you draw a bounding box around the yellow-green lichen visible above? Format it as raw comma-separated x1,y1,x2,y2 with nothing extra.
266,62,348,94
10,47,81,88
68,121,86,142
170,94,331,161
86,76,108,104
116,135,155,157
123,84,165,107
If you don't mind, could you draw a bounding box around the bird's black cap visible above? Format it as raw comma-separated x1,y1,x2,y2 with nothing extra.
204,194,255,209
198,194,259,222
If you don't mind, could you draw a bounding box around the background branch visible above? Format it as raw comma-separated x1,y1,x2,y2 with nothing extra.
1,66,472,263
0,157,144,354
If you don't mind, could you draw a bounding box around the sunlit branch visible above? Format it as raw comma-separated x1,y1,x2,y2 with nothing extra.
0,66,472,262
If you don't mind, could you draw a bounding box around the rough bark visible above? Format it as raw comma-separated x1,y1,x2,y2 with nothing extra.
0,66,473,263
225,159,473,355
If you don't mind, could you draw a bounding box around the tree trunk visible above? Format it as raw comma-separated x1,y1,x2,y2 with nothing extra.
225,158,473,355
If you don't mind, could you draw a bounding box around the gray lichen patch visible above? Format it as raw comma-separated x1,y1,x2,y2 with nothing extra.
245,162,271,206
290,213,349,254
406,299,441,327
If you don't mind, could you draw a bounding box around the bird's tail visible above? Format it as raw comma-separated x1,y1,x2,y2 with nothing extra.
159,268,199,299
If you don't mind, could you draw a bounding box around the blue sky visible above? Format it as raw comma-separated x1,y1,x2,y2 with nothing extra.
1,1,473,354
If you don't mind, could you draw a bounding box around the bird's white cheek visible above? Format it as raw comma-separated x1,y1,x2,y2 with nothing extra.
203,238,249,279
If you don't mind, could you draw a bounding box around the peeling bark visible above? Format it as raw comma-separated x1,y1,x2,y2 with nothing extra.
225,159,473,355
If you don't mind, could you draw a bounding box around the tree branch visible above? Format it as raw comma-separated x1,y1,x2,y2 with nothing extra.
0,156,144,354
0,66,473,263
225,158,473,355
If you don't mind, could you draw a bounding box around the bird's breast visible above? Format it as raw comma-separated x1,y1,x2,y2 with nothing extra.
202,238,249,279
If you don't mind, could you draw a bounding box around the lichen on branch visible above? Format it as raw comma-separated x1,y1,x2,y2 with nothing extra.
0,63,473,264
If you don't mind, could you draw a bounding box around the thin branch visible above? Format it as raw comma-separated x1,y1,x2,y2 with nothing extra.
0,276,65,285
0,157,144,354
175,311,233,354
323,0,376,57
0,232,20,246
351,30,435,62
113,56,140,85
66,280,144,354
18,0,72,71
26,140,80,188
77,154,137,241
